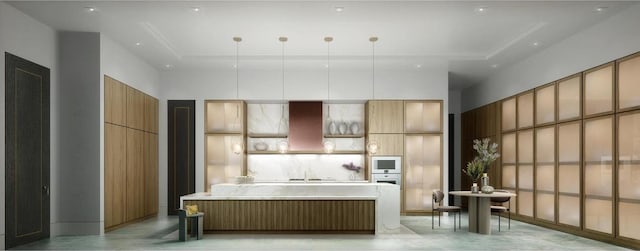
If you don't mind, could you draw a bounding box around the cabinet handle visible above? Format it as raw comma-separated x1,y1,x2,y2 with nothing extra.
42,185,49,196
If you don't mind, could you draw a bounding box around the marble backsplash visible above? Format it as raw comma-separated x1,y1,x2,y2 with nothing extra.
248,154,365,181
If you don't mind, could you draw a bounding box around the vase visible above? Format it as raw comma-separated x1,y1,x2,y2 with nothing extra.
349,122,360,135
471,182,479,193
338,122,348,135
481,173,489,187
328,121,337,135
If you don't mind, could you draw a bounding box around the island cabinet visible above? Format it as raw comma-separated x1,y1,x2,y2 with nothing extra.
204,100,246,191
104,76,158,231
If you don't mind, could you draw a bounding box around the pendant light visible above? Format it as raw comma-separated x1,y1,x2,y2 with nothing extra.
231,36,244,155
366,37,379,155
323,36,335,153
277,36,289,153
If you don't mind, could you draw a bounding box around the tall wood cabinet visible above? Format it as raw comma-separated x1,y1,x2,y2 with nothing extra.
104,76,158,231
204,100,246,191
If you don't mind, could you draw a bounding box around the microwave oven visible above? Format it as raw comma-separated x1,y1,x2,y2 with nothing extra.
371,156,401,174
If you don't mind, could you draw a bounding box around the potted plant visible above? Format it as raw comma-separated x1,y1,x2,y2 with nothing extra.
464,158,484,193
465,138,500,193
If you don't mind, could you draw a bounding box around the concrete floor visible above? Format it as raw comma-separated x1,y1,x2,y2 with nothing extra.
13,214,630,250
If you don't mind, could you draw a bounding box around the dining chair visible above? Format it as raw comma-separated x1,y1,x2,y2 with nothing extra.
490,190,511,231
432,190,462,231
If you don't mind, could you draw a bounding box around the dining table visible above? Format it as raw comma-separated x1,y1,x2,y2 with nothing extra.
449,191,517,235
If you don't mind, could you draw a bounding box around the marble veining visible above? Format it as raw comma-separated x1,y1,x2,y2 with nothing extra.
248,154,364,181
247,103,289,135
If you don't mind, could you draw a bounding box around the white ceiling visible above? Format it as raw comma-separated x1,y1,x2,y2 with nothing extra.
7,1,637,90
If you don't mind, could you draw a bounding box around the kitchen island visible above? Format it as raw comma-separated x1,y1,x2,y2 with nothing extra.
180,183,400,234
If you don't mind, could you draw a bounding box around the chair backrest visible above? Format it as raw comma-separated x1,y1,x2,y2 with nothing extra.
432,190,445,204
490,190,512,203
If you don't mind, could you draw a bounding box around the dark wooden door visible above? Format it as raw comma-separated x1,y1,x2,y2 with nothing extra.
5,52,50,248
167,100,195,215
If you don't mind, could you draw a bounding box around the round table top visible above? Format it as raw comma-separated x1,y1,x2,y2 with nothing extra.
449,191,517,197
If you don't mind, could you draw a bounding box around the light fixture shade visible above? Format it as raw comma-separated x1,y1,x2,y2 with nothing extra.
278,140,289,153
323,140,335,153
231,142,244,155
366,140,379,155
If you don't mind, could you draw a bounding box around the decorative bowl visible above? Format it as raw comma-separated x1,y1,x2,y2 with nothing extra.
254,142,268,151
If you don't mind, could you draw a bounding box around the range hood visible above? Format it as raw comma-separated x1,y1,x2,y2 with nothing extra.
288,101,323,151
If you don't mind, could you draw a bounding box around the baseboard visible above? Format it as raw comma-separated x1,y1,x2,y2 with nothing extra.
159,205,168,217
52,222,101,236
0,234,5,250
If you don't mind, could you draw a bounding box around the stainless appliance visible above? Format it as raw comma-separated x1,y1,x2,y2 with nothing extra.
371,156,401,174
372,173,402,188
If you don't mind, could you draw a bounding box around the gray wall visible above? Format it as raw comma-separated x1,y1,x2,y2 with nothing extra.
462,2,640,112
57,32,102,234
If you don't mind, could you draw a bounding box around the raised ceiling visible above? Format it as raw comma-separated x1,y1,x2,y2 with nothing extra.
8,1,636,90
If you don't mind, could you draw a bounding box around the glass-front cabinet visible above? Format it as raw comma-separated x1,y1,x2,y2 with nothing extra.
502,97,517,132
535,126,556,222
517,129,534,217
518,92,534,129
535,84,556,126
205,100,246,191
557,121,581,228
617,111,640,240
557,74,582,122
583,115,614,235
584,63,614,117
617,53,640,111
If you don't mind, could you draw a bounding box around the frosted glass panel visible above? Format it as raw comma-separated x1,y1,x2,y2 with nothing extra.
518,165,533,190
618,55,640,110
536,127,555,163
206,102,244,133
405,135,441,211
518,92,534,128
502,133,516,163
619,164,640,200
518,130,534,163
502,165,516,188
558,75,581,120
584,65,613,116
585,198,612,234
536,85,556,125
558,195,580,227
584,164,613,197
405,101,441,132
502,98,516,131
558,122,581,162
206,135,243,189
518,191,534,217
584,117,613,162
619,202,640,240
618,113,640,162
558,165,580,194
536,165,555,192
536,192,555,222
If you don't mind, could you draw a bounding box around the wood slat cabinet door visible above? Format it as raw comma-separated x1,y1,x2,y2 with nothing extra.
126,87,145,130
143,95,159,133
144,132,158,216
105,124,126,228
366,101,404,133
366,134,403,156
104,76,126,126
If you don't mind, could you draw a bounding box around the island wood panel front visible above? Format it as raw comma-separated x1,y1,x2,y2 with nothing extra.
184,200,375,233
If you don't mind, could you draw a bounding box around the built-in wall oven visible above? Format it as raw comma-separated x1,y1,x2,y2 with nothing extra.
371,156,401,188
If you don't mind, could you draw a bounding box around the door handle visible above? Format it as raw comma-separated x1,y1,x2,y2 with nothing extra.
43,185,49,196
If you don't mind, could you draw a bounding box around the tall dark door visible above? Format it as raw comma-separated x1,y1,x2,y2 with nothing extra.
167,100,195,215
448,114,455,205
5,52,50,248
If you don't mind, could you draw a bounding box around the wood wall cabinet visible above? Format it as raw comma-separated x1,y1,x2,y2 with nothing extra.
557,74,582,122
518,92,534,129
517,129,534,217
205,100,246,191
584,115,614,235
617,53,640,111
617,111,640,240
502,97,517,132
557,121,581,228
536,84,556,126
584,63,614,117
367,134,403,156
366,100,403,133
105,76,127,126
104,76,158,231
535,126,556,222
104,123,126,228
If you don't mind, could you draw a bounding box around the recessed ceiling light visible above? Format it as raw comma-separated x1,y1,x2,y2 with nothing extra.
192,7,201,12
595,6,608,12
335,7,344,12
233,64,238,69
165,64,173,68
135,42,142,46
416,64,422,68
85,7,97,12
491,64,499,68
532,41,540,47
475,7,488,13
324,64,329,68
